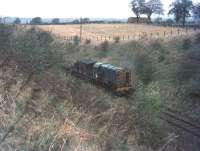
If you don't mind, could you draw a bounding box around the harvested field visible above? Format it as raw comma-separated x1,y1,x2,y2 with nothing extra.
35,24,197,42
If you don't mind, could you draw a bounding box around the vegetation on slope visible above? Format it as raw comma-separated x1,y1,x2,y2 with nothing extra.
0,24,199,151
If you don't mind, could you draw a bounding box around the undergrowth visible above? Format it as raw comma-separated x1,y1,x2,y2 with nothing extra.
0,24,200,151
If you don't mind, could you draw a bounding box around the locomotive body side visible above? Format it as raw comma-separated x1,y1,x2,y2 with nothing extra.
93,62,133,94
71,60,133,94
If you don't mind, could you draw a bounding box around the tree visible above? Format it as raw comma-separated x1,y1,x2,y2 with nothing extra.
169,0,193,26
144,0,164,22
72,19,79,24
51,18,60,24
168,0,183,23
30,17,42,25
130,0,146,22
82,18,90,24
13,18,21,24
193,3,200,20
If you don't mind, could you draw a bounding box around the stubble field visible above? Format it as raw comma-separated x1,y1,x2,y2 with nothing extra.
36,24,194,42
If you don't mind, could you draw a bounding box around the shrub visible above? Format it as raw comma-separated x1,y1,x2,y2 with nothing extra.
182,38,192,50
177,49,200,82
13,27,63,74
85,39,91,44
100,41,109,52
0,25,13,55
165,19,174,25
135,81,166,149
133,52,155,84
151,40,166,54
73,36,80,45
158,54,165,62
113,36,120,43
195,33,200,43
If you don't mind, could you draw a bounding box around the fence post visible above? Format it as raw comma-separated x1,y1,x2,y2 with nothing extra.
177,29,180,35
164,31,166,37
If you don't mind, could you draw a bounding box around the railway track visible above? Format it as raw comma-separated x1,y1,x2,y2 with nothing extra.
160,107,200,139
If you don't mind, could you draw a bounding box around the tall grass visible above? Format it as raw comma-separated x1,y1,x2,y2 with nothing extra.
0,25,200,151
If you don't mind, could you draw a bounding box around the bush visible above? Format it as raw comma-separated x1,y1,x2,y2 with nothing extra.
195,33,200,43
0,25,13,54
100,41,109,52
73,36,80,45
182,38,192,50
12,27,63,74
113,36,120,43
176,48,200,99
133,52,155,84
135,81,165,149
165,19,174,25
85,39,91,44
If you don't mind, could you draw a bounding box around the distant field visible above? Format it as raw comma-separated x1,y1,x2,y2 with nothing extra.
36,24,195,42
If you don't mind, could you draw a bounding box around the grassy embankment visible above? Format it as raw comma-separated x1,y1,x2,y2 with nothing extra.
0,24,199,151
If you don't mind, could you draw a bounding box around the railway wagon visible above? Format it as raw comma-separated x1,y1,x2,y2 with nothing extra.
71,59,133,94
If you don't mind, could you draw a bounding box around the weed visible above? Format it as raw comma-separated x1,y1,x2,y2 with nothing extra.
113,36,120,43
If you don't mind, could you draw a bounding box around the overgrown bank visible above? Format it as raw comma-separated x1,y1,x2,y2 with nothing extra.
0,25,200,151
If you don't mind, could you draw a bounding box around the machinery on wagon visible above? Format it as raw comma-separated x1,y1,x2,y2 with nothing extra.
69,59,133,95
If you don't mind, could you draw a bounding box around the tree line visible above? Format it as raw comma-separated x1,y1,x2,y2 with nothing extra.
130,0,200,26
2,17,117,25
1,0,199,26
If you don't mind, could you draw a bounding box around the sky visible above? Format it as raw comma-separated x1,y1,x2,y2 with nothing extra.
0,0,199,18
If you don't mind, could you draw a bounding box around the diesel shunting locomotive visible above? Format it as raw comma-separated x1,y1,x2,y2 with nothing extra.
70,59,133,94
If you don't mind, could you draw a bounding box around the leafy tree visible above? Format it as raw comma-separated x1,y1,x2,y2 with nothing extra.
13,18,21,24
169,0,193,26
51,18,60,24
193,3,200,20
82,18,90,24
168,1,182,23
72,19,79,24
144,0,164,22
30,17,42,25
130,0,146,22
